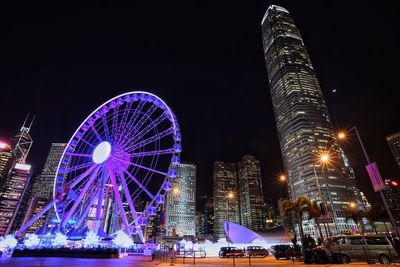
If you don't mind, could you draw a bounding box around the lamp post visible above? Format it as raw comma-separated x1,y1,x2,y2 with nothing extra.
318,152,339,235
338,127,399,236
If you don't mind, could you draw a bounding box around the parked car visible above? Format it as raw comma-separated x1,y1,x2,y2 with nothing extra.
219,247,245,258
246,246,269,257
327,235,398,264
270,244,291,260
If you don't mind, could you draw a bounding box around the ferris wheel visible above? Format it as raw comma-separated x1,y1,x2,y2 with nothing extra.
16,92,181,240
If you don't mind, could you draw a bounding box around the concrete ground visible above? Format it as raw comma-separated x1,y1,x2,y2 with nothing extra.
0,255,393,267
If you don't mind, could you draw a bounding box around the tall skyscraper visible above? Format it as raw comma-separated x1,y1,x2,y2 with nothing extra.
262,5,364,236
237,155,265,231
386,132,400,169
0,142,15,190
0,163,32,235
165,163,196,238
213,161,239,240
32,143,67,199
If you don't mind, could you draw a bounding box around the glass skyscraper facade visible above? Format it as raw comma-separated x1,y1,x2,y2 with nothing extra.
386,132,400,169
0,163,32,235
262,5,364,236
165,163,196,237
237,155,265,231
213,161,240,240
32,143,67,199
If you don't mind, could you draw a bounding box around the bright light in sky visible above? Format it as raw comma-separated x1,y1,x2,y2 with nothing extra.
92,141,111,164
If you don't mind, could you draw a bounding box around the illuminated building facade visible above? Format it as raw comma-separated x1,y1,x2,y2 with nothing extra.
165,163,196,238
0,163,32,235
0,142,15,190
32,143,67,199
237,155,265,231
213,161,240,240
386,132,400,169
383,179,400,226
262,5,364,236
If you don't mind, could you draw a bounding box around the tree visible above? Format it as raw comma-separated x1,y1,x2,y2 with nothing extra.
344,204,366,234
0,235,18,252
113,230,133,251
279,195,311,241
308,201,324,241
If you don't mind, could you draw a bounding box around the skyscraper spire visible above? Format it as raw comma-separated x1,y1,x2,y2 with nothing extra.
14,114,34,164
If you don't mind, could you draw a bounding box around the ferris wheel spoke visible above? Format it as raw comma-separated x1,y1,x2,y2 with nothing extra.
61,168,99,226
129,113,168,145
115,169,139,222
118,105,159,148
65,152,92,158
68,164,98,188
101,115,111,141
107,163,131,234
113,157,167,176
78,137,96,148
118,167,155,199
111,106,119,137
76,188,99,228
131,148,175,158
124,127,174,153
115,100,146,144
116,101,132,138
90,124,104,142
65,162,95,174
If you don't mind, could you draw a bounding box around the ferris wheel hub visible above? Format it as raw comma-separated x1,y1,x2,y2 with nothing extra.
92,141,111,164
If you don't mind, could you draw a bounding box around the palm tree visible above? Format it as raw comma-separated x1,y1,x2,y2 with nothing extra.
344,204,366,234
279,195,311,241
308,200,324,241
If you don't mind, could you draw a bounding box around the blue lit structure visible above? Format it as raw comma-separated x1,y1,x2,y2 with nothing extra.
15,92,182,244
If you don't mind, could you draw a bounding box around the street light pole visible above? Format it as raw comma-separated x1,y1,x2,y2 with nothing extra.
342,127,398,236
226,198,230,247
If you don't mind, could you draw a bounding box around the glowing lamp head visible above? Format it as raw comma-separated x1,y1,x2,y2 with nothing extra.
279,175,286,182
320,153,329,163
349,202,357,209
92,141,111,164
172,187,179,195
227,192,234,199
338,131,346,140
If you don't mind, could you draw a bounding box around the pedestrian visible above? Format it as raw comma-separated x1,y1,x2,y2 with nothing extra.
317,237,322,246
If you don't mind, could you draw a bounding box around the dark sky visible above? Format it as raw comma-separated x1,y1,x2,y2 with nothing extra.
1,1,399,206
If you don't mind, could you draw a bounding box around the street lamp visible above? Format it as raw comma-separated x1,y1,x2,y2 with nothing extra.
338,127,399,236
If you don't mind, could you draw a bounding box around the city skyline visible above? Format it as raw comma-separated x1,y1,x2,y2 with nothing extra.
1,1,399,206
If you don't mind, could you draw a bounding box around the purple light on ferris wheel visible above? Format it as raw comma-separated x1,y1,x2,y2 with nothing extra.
15,91,182,242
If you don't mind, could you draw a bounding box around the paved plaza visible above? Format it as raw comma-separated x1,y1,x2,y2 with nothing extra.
0,255,389,267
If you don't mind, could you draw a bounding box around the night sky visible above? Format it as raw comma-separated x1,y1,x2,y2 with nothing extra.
1,1,399,207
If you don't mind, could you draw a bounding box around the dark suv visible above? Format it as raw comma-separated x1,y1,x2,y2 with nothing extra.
219,247,245,258
271,244,291,260
246,246,269,257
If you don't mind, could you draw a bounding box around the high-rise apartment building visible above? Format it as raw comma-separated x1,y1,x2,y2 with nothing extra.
213,161,240,240
0,163,32,235
262,5,364,236
237,155,265,231
165,163,196,238
386,132,400,169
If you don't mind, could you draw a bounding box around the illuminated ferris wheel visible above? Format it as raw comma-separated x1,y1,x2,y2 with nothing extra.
17,92,181,240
